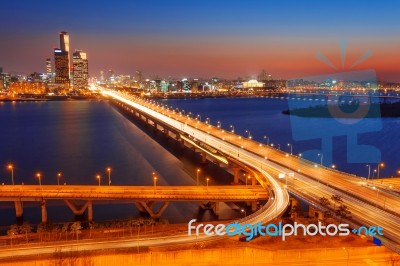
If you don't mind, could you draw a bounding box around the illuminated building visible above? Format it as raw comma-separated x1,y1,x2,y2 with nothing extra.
54,32,70,86
0,72,11,90
54,49,70,85
9,82,46,95
46,58,52,74
242,79,265,89
72,50,89,89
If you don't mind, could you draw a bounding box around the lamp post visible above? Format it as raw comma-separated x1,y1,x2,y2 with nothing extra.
96,175,101,186
343,248,349,266
36,173,42,189
217,121,221,128
277,144,280,150
7,164,14,185
377,162,384,178
107,167,111,186
206,177,210,188
246,175,251,187
287,143,292,155
366,164,371,180
241,209,247,217
153,176,157,190
245,130,252,139
263,136,270,145
57,172,62,186
318,153,323,166
196,169,201,186
230,125,235,133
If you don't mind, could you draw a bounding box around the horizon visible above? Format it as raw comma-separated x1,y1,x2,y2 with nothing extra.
1,0,399,82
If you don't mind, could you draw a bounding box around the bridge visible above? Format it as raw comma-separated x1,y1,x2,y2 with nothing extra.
2,185,267,222
101,89,400,253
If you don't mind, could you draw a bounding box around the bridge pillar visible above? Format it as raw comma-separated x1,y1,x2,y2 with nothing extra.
64,199,89,216
41,200,47,223
251,176,257,186
201,151,207,163
135,201,170,218
232,167,240,184
251,201,257,212
212,202,220,216
14,200,23,218
87,201,93,222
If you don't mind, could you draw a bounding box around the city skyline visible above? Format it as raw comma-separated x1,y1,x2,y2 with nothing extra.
0,1,399,81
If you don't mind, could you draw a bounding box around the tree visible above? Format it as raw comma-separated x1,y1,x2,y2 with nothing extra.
61,223,69,241
20,222,32,243
319,197,331,208
7,224,18,246
336,204,352,220
70,222,82,241
331,194,343,210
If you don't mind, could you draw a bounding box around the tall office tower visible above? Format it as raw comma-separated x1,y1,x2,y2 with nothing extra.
54,48,70,84
72,50,89,89
45,58,52,74
54,32,70,85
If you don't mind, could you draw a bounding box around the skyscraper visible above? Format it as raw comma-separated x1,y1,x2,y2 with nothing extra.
60,31,70,53
54,32,70,85
45,58,52,74
54,49,70,84
72,50,89,89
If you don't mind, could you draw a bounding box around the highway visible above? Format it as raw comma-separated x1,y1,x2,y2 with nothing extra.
100,89,400,252
0,185,267,202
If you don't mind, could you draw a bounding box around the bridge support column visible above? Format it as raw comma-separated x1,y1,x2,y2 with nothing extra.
135,201,170,218
87,201,93,222
64,200,90,216
41,200,47,223
201,151,207,163
251,201,257,212
232,167,240,184
14,200,23,218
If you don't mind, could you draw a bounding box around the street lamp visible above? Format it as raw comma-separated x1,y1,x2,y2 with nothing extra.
7,164,14,185
230,125,235,133
36,173,42,189
217,121,221,128
107,167,111,186
245,175,251,187
287,143,292,155
377,162,384,178
241,209,247,217
263,136,270,145
196,168,201,186
96,174,101,186
277,144,281,150
206,177,210,188
317,153,323,166
366,164,371,180
153,176,157,190
57,172,62,186
206,117,210,124
343,247,349,266
245,130,252,139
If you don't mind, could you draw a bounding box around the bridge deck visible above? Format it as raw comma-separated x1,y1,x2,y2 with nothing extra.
0,185,267,201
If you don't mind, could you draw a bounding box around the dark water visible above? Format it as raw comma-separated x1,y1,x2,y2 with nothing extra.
1,97,399,227
162,96,400,178
0,100,237,227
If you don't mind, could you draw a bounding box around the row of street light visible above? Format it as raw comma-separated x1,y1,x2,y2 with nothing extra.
4,164,113,187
